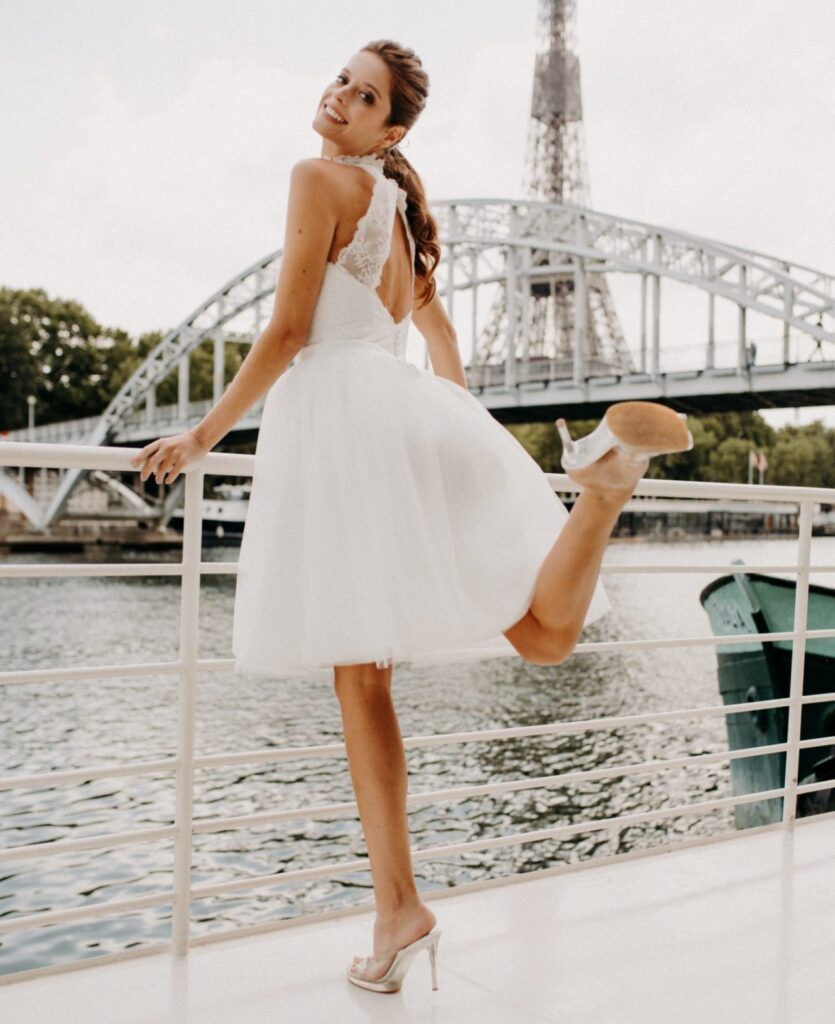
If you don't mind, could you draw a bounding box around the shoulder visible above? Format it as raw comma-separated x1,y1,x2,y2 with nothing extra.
285,158,345,220
287,157,337,191
288,157,354,204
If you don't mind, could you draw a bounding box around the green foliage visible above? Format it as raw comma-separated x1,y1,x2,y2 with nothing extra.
1,286,250,430
506,408,834,488
707,436,753,482
0,286,130,429
769,429,835,488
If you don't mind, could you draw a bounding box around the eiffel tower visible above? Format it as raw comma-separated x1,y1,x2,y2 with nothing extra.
473,0,632,374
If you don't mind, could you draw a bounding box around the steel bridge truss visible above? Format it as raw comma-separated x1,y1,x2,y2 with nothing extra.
4,199,834,529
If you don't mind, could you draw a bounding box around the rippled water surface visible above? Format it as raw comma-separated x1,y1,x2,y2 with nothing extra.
2,534,833,975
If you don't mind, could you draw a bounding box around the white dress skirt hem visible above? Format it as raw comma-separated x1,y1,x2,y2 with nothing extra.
231,340,610,680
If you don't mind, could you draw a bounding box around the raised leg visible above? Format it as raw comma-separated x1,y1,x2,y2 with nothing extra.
333,661,436,981
504,447,645,665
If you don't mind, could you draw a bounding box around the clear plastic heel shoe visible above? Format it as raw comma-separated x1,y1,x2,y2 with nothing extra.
556,400,693,471
347,927,442,994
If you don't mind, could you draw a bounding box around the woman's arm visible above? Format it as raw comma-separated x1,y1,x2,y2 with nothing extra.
411,289,468,388
191,158,338,451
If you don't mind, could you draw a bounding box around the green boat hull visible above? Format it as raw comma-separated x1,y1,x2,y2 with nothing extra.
700,569,835,828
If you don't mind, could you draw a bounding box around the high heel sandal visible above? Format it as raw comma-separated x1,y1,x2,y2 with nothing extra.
346,926,442,993
556,400,693,471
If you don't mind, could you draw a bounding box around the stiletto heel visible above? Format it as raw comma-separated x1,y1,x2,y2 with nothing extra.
556,400,693,472
347,926,442,994
428,934,439,991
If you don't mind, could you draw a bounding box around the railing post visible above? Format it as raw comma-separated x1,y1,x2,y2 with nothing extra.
505,245,518,390
737,264,748,372
651,233,662,378
781,499,814,826
171,461,205,954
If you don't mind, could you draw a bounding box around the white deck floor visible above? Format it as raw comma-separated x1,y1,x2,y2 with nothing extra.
2,815,833,1024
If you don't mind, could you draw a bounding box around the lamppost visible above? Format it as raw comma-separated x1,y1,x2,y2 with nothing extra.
25,395,36,485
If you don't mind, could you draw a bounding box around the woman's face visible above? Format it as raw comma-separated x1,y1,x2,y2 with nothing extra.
314,50,405,156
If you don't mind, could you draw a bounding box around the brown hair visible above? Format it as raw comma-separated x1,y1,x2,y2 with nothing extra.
360,39,441,309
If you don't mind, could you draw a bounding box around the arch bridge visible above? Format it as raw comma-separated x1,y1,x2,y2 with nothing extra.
4,198,834,529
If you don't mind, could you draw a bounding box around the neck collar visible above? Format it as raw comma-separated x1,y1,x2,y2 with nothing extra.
324,151,386,169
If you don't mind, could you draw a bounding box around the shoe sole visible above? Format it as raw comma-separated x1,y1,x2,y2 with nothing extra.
605,401,692,453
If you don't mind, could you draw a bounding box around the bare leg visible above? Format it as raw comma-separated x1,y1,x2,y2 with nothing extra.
504,448,647,664
333,661,436,980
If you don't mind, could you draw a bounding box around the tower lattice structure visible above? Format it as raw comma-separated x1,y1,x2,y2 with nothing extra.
473,0,632,374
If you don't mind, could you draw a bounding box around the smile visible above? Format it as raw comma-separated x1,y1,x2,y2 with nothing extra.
323,103,347,125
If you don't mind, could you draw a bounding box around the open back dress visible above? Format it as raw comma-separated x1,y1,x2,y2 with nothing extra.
232,151,610,677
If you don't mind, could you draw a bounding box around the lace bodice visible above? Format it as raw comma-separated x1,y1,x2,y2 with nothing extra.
302,152,416,359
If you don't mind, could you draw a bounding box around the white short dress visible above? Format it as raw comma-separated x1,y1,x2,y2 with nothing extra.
232,151,610,677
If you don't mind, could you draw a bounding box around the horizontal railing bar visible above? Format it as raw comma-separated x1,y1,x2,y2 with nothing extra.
0,563,186,579
4,562,835,586
187,787,786,900
601,564,799,574
190,740,791,833
796,778,835,796
544,470,835,503
0,757,179,792
3,440,835,502
798,734,835,750
192,628,835,678
801,692,835,705
0,824,176,865
5,627,835,688
0,694,812,794
8,733,808,863
0,660,182,686
0,441,252,477
0,562,239,580
5,561,833,583
0,889,176,936
4,733,829,861
568,628,835,654
193,695,795,769
2,728,826,809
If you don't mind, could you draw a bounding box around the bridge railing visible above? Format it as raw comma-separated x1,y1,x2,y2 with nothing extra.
4,329,830,445
1,439,834,984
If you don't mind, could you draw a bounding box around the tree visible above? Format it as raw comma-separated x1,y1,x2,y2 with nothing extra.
0,287,126,428
706,436,753,482
769,428,835,489
1,286,253,430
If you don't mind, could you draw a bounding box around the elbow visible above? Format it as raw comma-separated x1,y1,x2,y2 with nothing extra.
439,327,459,353
262,319,307,358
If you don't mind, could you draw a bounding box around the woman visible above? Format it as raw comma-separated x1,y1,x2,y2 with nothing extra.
130,40,692,994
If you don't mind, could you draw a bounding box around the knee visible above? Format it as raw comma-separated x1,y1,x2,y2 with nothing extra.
333,662,393,701
525,622,579,666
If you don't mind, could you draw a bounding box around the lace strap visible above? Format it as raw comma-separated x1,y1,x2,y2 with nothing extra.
336,172,411,291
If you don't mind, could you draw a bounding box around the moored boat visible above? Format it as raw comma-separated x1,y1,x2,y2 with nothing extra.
700,563,835,828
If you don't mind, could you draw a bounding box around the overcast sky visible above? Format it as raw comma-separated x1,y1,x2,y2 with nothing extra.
2,0,833,427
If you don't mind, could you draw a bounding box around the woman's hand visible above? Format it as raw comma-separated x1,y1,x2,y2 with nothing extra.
129,429,209,485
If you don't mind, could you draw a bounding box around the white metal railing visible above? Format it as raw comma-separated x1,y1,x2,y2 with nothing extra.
1,439,834,984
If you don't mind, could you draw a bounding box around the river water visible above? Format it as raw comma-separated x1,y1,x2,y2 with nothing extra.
2,534,833,976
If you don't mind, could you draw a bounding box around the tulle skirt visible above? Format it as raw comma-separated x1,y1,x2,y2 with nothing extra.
232,339,610,677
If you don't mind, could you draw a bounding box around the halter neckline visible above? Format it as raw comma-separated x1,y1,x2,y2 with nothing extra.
324,151,386,169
